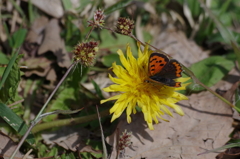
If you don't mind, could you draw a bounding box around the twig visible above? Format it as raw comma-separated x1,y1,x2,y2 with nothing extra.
10,61,78,159
96,105,108,159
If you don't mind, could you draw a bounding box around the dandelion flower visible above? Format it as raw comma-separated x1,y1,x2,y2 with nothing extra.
101,43,190,130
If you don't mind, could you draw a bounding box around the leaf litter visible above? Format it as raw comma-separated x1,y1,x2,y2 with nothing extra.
105,24,236,159
0,0,239,158
106,90,233,159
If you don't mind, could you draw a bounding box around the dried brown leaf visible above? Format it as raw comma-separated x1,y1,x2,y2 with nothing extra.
26,16,49,44
46,68,57,82
78,145,102,154
216,147,240,159
42,126,89,152
24,57,52,77
31,0,64,18
153,27,209,67
0,132,24,159
107,91,233,159
38,19,71,68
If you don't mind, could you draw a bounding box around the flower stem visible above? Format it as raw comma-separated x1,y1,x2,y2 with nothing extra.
182,65,235,108
131,32,235,108
32,109,110,133
130,30,235,108
10,61,78,159
85,26,95,40
35,61,77,120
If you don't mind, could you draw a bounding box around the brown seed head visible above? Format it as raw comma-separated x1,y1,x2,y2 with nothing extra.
116,17,134,35
118,130,132,151
73,41,99,66
88,9,105,28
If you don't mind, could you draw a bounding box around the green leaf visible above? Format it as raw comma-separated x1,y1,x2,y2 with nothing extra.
60,152,76,159
28,0,34,24
102,54,121,67
105,0,132,15
9,0,27,22
0,51,9,63
12,28,27,48
197,0,235,44
235,84,240,113
80,139,103,158
231,41,240,70
185,0,201,18
43,87,76,122
228,139,240,144
91,80,104,99
76,0,92,12
38,144,58,157
100,30,137,67
198,142,240,155
8,28,27,49
0,52,9,76
62,0,72,11
43,64,87,122
187,56,234,92
0,103,35,145
100,30,137,53
0,55,22,104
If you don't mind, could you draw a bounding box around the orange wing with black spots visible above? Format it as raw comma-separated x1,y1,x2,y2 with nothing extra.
148,53,169,76
148,53,183,87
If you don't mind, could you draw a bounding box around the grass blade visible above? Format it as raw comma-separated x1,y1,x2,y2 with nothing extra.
105,0,132,15
0,103,35,145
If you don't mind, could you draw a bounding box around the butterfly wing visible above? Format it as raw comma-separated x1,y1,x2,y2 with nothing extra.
148,53,169,76
157,60,182,79
149,59,182,87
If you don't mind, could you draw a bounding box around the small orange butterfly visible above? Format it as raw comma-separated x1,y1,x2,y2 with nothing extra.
148,53,182,87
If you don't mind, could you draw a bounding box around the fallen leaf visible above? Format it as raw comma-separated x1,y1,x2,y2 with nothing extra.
26,16,49,45
213,68,240,92
42,126,90,152
24,57,52,77
46,68,57,82
153,26,209,67
0,132,24,159
106,91,233,159
216,147,240,159
38,19,71,68
78,145,102,154
31,0,64,18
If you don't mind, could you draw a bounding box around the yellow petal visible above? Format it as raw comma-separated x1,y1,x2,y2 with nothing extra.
109,74,126,84
117,49,131,71
168,103,184,116
172,92,188,100
100,94,121,104
158,104,173,117
147,122,154,130
177,77,191,83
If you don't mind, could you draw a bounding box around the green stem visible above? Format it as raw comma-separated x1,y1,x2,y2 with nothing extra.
34,61,77,120
10,123,35,159
182,65,235,108
96,106,108,159
79,83,99,99
85,26,95,40
100,15,236,110
32,109,110,133
10,61,77,159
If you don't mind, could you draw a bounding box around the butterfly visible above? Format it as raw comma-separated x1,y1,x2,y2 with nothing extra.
147,53,182,87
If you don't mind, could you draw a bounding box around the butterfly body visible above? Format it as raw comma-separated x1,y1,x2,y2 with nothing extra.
148,53,182,87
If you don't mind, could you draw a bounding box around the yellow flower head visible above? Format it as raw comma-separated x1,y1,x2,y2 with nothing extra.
101,43,190,130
